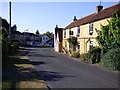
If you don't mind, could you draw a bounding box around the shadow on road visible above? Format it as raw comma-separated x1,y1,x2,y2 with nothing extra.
31,61,47,65
35,71,75,82
2,48,74,89
28,54,55,57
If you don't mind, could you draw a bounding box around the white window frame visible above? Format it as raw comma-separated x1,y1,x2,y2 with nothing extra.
89,23,93,35
89,40,93,48
64,30,66,38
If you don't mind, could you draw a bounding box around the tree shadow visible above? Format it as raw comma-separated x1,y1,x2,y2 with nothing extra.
35,71,75,82
28,54,55,57
2,49,75,89
31,61,46,65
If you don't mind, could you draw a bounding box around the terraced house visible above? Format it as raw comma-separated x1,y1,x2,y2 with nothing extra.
62,3,120,54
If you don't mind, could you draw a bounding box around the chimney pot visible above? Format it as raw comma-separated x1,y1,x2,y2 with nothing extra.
73,16,77,21
96,5,103,13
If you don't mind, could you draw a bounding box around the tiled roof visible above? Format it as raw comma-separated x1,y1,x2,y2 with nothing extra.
64,3,120,30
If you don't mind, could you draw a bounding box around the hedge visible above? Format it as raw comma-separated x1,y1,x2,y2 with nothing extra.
101,48,120,70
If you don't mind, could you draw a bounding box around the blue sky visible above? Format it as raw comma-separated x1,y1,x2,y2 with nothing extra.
1,2,118,34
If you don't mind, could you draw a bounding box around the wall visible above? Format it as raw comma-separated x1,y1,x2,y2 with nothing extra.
63,18,110,54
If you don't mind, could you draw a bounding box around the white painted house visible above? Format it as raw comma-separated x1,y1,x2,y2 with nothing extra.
41,34,53,47
42,34,49,44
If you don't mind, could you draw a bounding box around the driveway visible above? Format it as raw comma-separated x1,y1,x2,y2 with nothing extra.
27,47,118,89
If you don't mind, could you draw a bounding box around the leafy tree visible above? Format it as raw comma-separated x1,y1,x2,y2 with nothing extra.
1,28,9,58
96,11,120,54
2,18,9,31
11,24,17,31
35,30,40,34
68,37,78,51
44,31,53,37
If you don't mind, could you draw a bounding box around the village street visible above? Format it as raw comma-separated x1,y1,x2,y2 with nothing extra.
27,47,118,89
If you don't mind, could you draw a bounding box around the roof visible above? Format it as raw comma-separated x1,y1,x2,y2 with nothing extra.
23,32,38,36
64,3,120,30
12,31,21,34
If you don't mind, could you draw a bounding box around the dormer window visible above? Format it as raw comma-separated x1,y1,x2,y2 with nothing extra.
89,23,93,35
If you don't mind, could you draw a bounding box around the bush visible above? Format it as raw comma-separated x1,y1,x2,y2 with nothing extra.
80,53,86,60
10,41,19,54
84,47,101,64
41,44,47,47
2,37,9,58
70,51,80,58
101,48,120,70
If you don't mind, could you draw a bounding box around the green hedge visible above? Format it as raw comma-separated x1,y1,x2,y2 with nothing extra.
84,47,101,64
101,48,120,70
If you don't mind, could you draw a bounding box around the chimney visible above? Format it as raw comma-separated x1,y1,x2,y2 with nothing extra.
55,25,58,29
96,5,103,13
73,16,77,21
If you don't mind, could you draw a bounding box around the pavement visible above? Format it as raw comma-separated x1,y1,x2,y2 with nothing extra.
26,47,119,89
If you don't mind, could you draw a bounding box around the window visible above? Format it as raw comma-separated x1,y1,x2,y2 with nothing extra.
89,40,93,48
78,42,80,51
65,42,67,49
64,30,66,38
76,25,80,37
89,23,93,35
69,29,74,37
78,25,80,33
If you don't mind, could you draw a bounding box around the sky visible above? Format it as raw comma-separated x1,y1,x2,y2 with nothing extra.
1,2,118,34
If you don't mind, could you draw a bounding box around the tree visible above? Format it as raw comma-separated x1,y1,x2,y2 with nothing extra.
68,37,78,51
35,30,40,34
44,31,53,37
11,24,17,31
1,28,10,58
96,11,120,54
1,18,9,31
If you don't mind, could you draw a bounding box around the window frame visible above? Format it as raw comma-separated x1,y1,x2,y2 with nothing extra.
64,30,66,38
78,41,80,51
89,40,93,48
89,23,93,35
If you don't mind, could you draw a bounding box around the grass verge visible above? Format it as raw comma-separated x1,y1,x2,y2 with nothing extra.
2,49,48,89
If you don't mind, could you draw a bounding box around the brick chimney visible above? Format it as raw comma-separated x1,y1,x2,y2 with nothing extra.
73,16,77,21
96,5,103,13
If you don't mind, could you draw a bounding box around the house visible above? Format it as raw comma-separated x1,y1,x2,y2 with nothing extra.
19,32,41,46
63,3,120,54
54,25,63,52
40,34,54,47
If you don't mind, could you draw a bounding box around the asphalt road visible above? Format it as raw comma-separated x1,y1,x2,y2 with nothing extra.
27,47,118,89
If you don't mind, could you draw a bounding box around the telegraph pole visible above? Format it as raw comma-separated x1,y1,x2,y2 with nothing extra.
8,1,11,39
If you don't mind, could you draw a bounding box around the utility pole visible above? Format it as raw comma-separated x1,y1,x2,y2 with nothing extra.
8,1,11,39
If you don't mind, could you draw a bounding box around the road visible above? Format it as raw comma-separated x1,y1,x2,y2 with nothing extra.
27,47,118,89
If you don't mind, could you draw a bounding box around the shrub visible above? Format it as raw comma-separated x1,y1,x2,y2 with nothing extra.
2,37,9,58
10,41,19,54
80,53,86,60
70,51,80,58
84,47,101,64
41,44,47,47
101,48,120,70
